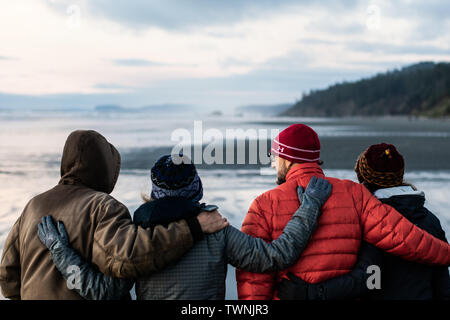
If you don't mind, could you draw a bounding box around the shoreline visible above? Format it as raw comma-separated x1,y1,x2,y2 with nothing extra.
119,134,450,171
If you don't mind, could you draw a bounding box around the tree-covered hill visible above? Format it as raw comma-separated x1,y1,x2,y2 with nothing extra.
281,62,450,118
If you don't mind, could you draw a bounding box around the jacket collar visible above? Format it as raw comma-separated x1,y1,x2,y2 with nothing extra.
374,186,425,200
375,186,427,221
285,162,325,182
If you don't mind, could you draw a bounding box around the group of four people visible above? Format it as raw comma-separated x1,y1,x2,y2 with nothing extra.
0,124,449,300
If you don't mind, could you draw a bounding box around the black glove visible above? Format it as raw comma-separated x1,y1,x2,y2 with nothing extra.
37,216,69,250
277,272,309,300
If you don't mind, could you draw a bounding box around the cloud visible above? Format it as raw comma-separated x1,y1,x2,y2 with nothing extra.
44,0,359,30
109,58,197,68
110,59,168,67
0,56,384,110
348,42,450,56
2,0,450,107
92,83,134,92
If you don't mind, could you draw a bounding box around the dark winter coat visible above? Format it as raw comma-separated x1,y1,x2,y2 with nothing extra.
135,196,322,300
277,186,450,300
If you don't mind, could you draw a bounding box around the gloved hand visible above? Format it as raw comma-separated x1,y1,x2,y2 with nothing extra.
37,216,69,250
277,272,309,300
298,176,332,208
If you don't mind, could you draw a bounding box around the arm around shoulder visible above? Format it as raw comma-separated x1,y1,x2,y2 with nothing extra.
225,184,326,272
92,197,194,278
356,183,450,266
235,196,278,300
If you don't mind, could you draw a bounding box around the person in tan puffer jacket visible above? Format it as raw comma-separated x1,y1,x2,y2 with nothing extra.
0,130,228,300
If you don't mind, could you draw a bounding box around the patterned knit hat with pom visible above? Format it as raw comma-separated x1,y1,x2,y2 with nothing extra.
354,143,405,188
150,154,203,202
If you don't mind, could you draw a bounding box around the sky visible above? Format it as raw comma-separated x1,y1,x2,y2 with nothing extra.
0,0,449,110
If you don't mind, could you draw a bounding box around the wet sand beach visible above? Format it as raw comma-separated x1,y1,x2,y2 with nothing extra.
1,113,449,299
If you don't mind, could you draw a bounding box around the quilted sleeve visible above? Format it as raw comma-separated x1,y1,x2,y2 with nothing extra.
235,196,277,300
355,184,450,266
225,192,321,272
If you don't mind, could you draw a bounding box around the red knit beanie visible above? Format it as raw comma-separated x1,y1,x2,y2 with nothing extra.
355,143,405,187
271,124,321,163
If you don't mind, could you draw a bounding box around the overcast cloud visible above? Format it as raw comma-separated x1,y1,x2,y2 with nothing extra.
0,0,449,109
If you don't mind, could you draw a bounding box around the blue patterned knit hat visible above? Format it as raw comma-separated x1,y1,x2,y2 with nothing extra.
150,154,203,202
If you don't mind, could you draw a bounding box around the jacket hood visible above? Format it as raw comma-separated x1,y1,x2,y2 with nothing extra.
374,186,427,221
59,130,121,194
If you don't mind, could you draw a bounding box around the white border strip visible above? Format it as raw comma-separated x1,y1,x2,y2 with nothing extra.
274,139,320,153
271,148,320,162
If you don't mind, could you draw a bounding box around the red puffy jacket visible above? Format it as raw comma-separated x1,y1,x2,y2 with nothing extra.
236,163,450,300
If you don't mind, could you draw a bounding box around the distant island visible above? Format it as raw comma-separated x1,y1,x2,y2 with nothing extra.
95,104,125,112
236,103,292,116
281,62,450,118
210,110,223,116
94,104,192,113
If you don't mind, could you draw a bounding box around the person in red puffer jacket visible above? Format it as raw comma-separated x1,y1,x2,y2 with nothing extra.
236,124,450,300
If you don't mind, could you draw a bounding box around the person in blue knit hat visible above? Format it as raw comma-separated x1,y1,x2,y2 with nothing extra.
36,153,333,300
150,154,203,201
133,154,212,232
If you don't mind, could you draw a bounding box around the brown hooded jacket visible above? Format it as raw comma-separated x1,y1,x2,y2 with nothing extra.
0,130,200,300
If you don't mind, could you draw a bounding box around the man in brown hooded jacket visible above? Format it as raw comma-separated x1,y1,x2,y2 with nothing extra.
0,130,228,300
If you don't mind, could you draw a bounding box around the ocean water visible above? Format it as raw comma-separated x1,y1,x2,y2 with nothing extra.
0,111,449,300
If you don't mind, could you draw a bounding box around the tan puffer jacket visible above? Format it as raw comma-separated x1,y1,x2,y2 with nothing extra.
0,130,197,300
